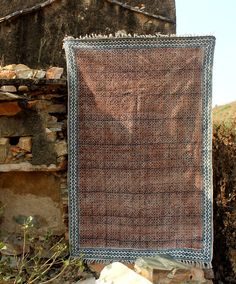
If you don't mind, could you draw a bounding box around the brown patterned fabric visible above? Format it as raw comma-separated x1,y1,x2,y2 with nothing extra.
64,36,215,265
78,47,203,249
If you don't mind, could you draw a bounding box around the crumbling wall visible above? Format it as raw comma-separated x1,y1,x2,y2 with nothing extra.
0,0,176,235
0,0,176,69
0,77,68,234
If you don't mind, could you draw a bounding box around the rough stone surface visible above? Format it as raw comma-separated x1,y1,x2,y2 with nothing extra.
33,69,46,79
46,67,64,79
134,256,212,283
46,128,57,142
0,137,9,145
0,109,57,165
18,85,29,92
14,64,30,71
0,162,59,172
0,70,16,79
16,69,34,79
137,267,211,284
0,91,22,100
18,136,32,152
2,64,17,70
0,85,17,92
47,104,66,114
55,141,67,157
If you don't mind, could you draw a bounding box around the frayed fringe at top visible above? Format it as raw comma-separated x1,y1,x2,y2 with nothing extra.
63,33,214,43
63,33,215,50
63,32,175,41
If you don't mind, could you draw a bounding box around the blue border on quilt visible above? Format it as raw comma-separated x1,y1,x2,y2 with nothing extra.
64,36,215,267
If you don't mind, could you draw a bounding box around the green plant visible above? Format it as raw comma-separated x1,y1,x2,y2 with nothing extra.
0,216,85,283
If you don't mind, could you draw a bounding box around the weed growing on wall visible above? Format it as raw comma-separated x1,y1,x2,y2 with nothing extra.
0,216,85,283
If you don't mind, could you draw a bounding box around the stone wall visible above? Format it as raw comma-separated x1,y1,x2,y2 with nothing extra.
0,77,68,234
0,0,176,235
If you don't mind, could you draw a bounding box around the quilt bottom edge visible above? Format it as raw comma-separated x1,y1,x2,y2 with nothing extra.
69,250,212,269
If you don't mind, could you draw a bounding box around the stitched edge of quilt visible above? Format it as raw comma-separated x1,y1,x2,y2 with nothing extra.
64,36,215,267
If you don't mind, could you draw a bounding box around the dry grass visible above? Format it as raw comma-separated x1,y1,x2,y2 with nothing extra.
213,100,236,126
212,102,236,283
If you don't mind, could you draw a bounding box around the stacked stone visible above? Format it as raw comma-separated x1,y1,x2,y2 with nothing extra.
0,66,68,235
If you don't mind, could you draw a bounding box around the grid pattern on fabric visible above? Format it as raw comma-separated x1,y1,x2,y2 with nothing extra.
77,47,203,250
64,36,215,265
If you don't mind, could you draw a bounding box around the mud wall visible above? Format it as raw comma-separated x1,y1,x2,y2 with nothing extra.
0,0,176,69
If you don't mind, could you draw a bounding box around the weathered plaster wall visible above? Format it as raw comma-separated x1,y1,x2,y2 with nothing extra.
0,172,64,234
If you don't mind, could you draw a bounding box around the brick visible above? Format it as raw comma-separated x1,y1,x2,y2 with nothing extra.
0,101,22,116
18,137,32,152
